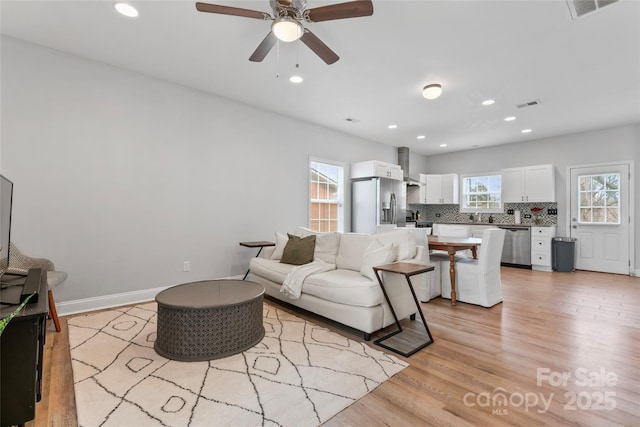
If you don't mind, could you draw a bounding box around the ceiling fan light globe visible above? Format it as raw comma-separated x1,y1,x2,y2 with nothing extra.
272,17,303,42
422,84,443,100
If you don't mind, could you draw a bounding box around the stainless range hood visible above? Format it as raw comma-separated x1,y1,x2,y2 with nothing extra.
397,147,422,186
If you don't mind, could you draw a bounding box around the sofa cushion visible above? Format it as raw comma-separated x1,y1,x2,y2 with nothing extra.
335,233,375,271
303,269,384,308
360,240,394,281
270,232,289,260
294,227,340,264
280,234,316,265
250,257,297,284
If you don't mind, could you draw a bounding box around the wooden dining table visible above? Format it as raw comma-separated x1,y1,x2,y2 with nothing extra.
428,235,482,306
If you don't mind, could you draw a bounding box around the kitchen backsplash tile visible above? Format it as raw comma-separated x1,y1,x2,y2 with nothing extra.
408,202,558,226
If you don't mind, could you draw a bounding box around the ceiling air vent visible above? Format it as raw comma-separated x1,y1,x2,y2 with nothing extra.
517,100,541,109
567,0,619,19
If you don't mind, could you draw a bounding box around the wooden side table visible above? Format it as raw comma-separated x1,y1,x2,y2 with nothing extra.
239,241,275,280
372,262,435,357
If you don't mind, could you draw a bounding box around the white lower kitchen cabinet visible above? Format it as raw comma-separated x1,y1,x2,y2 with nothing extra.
531,226,556,271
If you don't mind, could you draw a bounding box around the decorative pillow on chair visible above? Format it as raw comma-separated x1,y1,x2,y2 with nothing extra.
280,234,316,265
360,239,394,281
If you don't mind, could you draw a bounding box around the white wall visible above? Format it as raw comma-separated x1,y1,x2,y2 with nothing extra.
420,124,640,271
0,37,401,308
3,37,637,314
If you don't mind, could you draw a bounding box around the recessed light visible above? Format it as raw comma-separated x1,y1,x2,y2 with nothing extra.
388,124,398,129
422,84,443,100
504,116,516,121
439,144,447,147
417,135,426,139
521,129,532,133
482,99,495,106
115,2,138,18
289,75,303,83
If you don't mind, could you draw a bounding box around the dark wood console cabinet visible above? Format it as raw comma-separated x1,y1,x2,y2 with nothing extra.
0,268,48,427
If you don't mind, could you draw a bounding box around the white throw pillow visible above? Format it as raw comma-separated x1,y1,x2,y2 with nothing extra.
294,226,315,237
293,227,341,264
360,240,394,281
270,232,289,260
314,232,341,264
336,233,375,271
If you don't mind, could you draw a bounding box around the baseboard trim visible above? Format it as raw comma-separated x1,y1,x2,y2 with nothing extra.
57,275,244,317
56,286,170,317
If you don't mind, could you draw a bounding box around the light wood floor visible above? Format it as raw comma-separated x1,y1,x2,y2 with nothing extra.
29,268,639,426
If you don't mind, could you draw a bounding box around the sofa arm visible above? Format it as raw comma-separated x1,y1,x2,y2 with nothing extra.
409,245,429,264
401,245,440,302
259,246,275,259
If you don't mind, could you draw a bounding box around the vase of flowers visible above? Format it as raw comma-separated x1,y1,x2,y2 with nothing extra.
531,207,543,225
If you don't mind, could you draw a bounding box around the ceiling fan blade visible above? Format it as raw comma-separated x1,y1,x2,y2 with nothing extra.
249,32,278,62
305,0,373,22
195,2,270,20
300,30,339,65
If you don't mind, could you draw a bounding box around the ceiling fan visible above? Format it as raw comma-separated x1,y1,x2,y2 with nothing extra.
195,0,374,64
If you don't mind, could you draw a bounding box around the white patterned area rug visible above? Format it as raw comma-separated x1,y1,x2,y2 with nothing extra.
68,302,408,427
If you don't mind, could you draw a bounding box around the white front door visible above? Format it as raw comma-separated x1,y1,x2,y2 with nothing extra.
569,163,631,274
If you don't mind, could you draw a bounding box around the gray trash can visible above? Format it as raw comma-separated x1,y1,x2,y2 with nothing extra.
552,237,576,272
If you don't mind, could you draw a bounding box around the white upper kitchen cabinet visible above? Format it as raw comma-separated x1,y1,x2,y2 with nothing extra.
501,164,555,203
425,174,459,204
406,184,424,204
407,174,428,204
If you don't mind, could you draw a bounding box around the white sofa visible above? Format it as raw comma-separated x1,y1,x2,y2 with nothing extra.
248,227,440,340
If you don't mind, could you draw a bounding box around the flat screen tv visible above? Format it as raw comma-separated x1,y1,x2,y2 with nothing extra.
0,174,13,276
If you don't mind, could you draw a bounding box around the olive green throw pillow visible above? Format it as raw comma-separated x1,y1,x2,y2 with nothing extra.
280,234,316,265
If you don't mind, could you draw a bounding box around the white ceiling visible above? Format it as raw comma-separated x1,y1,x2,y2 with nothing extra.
2,0,639,155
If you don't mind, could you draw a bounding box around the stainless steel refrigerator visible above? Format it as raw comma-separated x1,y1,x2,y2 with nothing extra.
352,177,406,234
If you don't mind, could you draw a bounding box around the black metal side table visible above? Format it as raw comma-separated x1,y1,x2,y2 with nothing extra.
239,241,275,280
372,262,435,357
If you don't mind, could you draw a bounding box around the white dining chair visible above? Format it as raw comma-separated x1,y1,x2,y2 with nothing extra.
431,224,472,258
432,224,471,238
439,228,506,307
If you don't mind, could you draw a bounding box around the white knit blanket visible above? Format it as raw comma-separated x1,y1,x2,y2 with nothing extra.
281,260,335,299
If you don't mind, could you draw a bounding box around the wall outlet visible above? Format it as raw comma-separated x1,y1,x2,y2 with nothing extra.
548,208,558,215
524,214,532,219
435,213,441,218
183,261,190,272
507,209,514,215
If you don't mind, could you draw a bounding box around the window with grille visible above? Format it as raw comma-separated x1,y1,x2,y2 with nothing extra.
309,159,344,232
460,173,502,213
578,173,620,224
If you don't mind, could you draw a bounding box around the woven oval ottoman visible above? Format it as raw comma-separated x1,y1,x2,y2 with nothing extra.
154,279,265,361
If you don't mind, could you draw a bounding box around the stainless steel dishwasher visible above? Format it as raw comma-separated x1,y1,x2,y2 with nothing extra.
499,226,531,267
